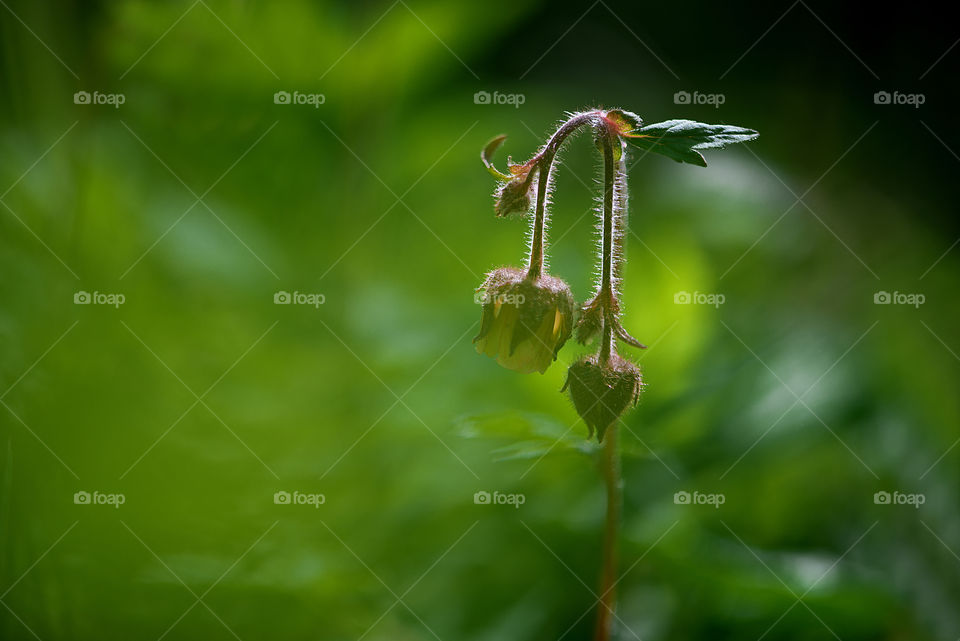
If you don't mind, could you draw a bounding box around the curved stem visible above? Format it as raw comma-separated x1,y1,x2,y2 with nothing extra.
593,423,621,641
525,112,597,281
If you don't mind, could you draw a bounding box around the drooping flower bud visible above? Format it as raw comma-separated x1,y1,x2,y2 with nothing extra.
482,134,538,219
474,267,575,374
494,168,536,218
562,353,643,442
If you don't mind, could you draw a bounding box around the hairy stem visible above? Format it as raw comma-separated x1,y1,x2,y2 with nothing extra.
593,423,621,641
592,129,623,641
526,161,550,281
599,132,616,365
613,142,628,294
526,112,596,281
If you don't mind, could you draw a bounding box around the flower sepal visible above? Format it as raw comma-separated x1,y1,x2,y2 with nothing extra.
562,353,643,442
474,267,575,374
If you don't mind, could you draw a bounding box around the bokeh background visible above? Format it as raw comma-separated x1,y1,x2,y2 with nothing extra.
2,1,959,639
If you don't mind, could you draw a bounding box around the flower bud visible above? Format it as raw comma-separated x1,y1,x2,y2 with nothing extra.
474,267,575,374
562,354,643,442
481,135,537,219
494,170,535,218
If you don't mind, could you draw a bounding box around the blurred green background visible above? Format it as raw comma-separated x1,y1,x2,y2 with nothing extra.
2,1,959,639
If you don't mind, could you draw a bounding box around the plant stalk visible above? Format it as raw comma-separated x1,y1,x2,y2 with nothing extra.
526,112,596,281
598,131,616,365
526,158,551,281
593,127,622,641
593,423,621,641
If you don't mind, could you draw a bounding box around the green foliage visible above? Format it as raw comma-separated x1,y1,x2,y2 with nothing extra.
1,2,957,641
481,134,511,179
625,119,759,166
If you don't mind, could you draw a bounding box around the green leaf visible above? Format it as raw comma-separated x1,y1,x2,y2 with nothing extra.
455,411,656,461
625,119,758,167
456,411,594,461
604,108,643,135
481,134,511,179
